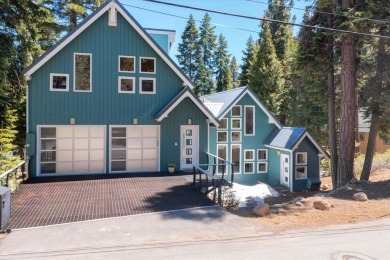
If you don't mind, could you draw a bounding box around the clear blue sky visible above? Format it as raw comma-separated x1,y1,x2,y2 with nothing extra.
119,0,307,65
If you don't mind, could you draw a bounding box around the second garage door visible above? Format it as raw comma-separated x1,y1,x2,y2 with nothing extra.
110,126,159,173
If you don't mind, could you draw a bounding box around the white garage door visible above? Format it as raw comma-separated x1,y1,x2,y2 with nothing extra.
39,126,106,175
110,126,159,173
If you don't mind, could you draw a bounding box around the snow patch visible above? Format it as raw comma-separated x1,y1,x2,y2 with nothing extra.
231,183,280,207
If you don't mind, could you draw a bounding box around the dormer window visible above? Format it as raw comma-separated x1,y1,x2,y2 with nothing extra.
119,56,135,72
50,73,69,91
140,57,156,73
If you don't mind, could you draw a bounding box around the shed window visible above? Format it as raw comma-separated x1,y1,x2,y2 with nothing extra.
119,56,135,72
140,78,155,94
140,57,156,73
296,166,307,179
118,77,135,93
74,53,91,91
50,74,69,91
245,106,255,135
296,152,307,165
231,105,241,117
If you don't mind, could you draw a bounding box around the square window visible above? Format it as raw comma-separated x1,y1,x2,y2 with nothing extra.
50,74,69,91
257,149,267,161
258,162,267,173
74,53,91,91
244,150,254,160
118,77,135,93
296,152,307,165
112,127,126,137
217,131,227,142
186,158,192,164
231,118,241,129
231,131,241,142
231,105,241,117
140,57,156,73
186,139,192,145
119,56,135,72
41,127,56,138
218,118,228,129
140,78,155,94
186,148,192,155
244,162,254,174
296,166,307,179
186,130,192,136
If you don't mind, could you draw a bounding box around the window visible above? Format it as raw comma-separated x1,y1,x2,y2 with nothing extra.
111,127,127,171
358,132,365,141
119,56,135,72
74,53,91,92
296,152,307,165
118,76,135,93
40,127,57,174
140,78,156,94
217,144,227,175
50,73,69,91
218,118,228,129
217,131,227,142
244,150,254,174
257,149,268,161
258,162,267,173
245,106,255,135
296,166,307,179
231,131,241,142
257,149,268,173
231,118,241,130
244,162,254,174
231,144,241,174
244,150,254,161
140,57,156,73
231,105,241,117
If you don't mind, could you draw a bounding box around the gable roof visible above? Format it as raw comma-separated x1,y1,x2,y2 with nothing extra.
200,86,282,129
264,127,329,158
155,86,220,126
22,0,193,87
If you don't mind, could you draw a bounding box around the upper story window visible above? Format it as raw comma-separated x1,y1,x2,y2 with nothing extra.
296,152,307,165
119,56,135,73
50,73,69,91
140,57,156,74
118,76,135,94
218,118,228,130
74,53,91,92
245,106,255,135
231,105,241,117
140,77,156,94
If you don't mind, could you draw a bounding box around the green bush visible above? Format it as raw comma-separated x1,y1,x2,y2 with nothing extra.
354,149,390,177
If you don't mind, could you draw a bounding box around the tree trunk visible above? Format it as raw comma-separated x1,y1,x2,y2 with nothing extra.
326,3,338,188
337,0,357,188
360,34,386,181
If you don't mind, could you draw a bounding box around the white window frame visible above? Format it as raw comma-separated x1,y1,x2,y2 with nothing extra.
74,53,92,92
244,149,254,161
217,131,228,143
296,152,307,165
139,77,156,94
231,131,241,142
216,144,228,175
257,149,268,161
231,118,241,130
118,55,135,73
244,105,255,136
118,76,135,94
50,73,69,92
231,105,242,117
140,57,156,74
244,162,255,174
218,118,228,130
257,162,268,173
295,166,307,180
231,144,241,174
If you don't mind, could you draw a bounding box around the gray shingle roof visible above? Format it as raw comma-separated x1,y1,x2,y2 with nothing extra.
264,127,307,149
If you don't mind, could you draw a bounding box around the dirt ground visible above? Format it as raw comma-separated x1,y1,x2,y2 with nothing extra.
231,169,390,232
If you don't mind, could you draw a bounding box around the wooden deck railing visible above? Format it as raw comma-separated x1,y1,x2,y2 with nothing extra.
0,159,28,191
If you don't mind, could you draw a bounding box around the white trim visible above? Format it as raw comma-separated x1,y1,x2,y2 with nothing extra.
244,105,255,136
207,120,210,154
217,131,228,143
264,145,291,153
231,131,241,143
108,6,117,26
218,118,228,130
244,149,255,161
118,56,135,73
231,118,241,130
257,161,268,173
231,105,242,117
118,76,135,94
257,149,268,161
290,150,293,192
139,57,156,74
74,53,92,92
295,152,307,165
155,90,220,127
26,84,29,133
244,162,255,174
295,166,307,180
231,143,241,175
139,77,156,94
280,153,290,189
291,132,328,158
50,73,69,92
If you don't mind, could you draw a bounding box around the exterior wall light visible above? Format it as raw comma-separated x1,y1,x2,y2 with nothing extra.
69,117,75,125
133,118,138,125
187,118,192,125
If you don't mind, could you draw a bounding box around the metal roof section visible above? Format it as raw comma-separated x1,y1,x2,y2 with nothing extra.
155,86,220,126
203,102,224,117
22,0,193,87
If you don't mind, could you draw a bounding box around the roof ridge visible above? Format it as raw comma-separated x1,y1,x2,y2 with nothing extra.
200,86,247,98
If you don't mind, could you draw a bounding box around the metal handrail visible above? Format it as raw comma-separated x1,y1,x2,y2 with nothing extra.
0,160,27,188
205,152,235,183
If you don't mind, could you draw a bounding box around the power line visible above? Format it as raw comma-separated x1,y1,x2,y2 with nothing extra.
141,0,390,39
247,0,390,25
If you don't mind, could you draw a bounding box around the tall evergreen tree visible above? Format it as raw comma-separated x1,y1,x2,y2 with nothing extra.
176,14,200,82
230,56,240,88
215,34,232,92
240,36,258,86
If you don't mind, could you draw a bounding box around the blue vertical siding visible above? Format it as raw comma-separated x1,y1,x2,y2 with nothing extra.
148,33,169,54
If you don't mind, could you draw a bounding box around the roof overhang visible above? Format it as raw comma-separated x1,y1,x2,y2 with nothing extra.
291,132,330,159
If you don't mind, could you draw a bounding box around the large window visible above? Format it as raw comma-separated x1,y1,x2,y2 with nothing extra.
74,53,91,92
40,127,57,174
140,78,156,94
50,73,69,91
119,56,135,72
217,144,228,175
140,57,156,73
245,106,255,135
257,149,268,173
118,76,135,93
295,152,307,179
231,144,241,174
244,149,254,174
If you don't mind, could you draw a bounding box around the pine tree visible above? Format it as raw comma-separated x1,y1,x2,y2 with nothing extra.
240,36,258,86
194,59,214,96
230,56,240,88
215,34,232,92
176,14,200,82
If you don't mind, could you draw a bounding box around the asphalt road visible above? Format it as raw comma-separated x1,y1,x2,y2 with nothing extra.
0,206,389,259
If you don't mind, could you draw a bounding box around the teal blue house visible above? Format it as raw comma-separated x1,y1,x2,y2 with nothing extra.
23,0,328,192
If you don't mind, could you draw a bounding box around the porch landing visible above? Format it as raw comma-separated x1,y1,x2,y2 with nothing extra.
2,173,214,231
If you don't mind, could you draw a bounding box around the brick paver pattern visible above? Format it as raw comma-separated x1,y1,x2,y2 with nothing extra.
3,173,213,230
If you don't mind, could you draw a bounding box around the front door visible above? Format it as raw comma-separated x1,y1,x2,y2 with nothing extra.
280,154,290,187
180,125,199,170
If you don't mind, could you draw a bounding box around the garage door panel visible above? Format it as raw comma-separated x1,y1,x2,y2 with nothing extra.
90,161,104,172
57,162,73,173
127,138,142,149
74,150,89,161
127,149,142,160
143,160,157,171
58,127,73,138
90,138,104,149
127,127,142,138
74,162,89,172
57,150,73,161
90,150,104,161
74,127,89,137
58,139,73,150
90,127,105,138
143,138,157,149
127,160,142,171
74,139,89,149
143,127,157,137
143,149,157,159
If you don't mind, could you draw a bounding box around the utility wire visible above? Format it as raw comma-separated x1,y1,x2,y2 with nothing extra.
247,0,390,25
141,0,390,39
